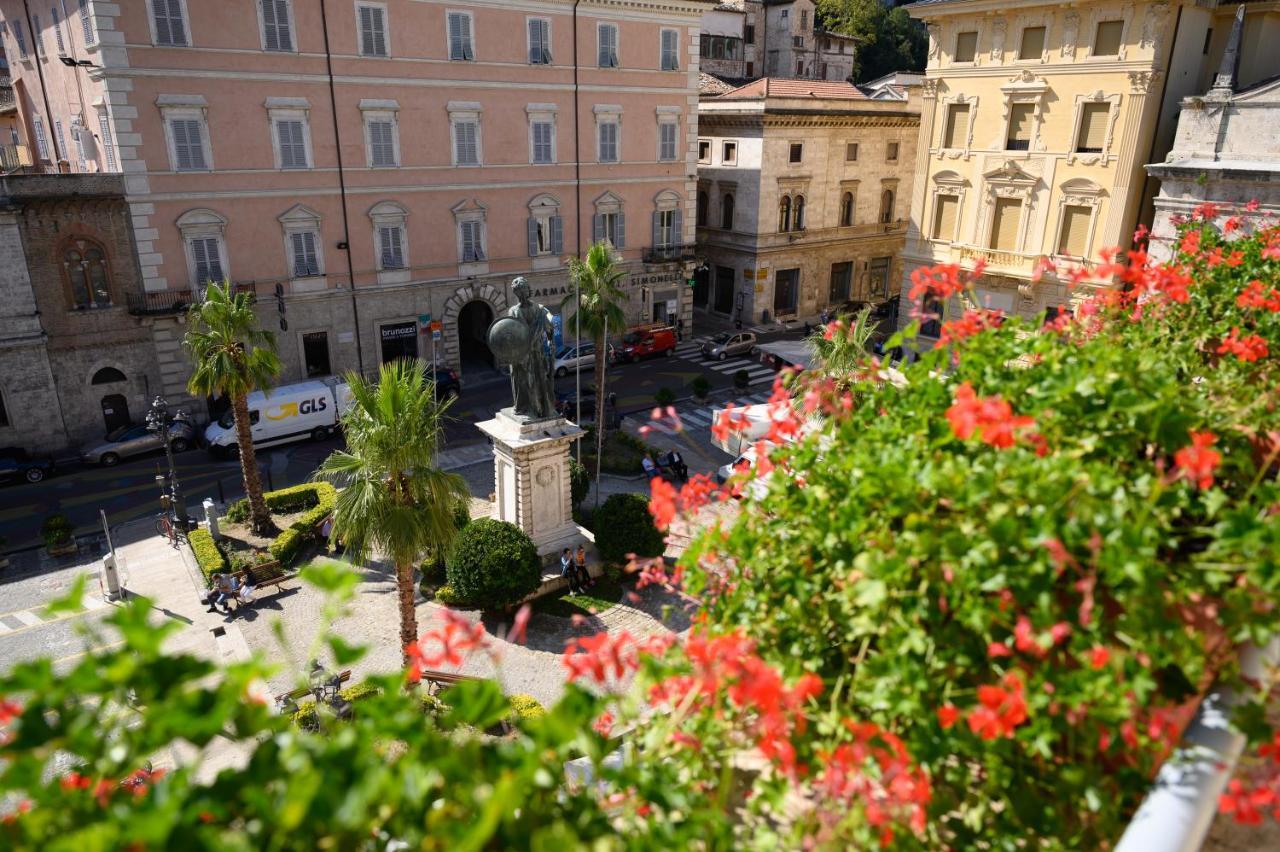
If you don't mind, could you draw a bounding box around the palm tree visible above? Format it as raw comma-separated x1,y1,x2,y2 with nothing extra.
563,242,627,436
810,304,878,380
185,281,281,536
313,360,469,665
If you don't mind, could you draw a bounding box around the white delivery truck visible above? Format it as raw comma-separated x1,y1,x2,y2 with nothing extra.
204,378,352,456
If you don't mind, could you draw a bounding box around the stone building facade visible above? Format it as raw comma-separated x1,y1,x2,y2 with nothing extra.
0,0,710,418
700,1,856,85
0,174,164,455
898,0,1280,335
695,78,919,325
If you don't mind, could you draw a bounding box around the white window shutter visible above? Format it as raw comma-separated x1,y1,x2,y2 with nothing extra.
592,214,604,244
672,210,683,246
651,211,661,250
527,217,540,257
461,15,473,60
614,212,626,249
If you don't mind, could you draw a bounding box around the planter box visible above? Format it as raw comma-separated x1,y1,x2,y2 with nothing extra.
46,541,77,557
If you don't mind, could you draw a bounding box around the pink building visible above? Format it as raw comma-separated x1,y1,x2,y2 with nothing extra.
0,0,708,408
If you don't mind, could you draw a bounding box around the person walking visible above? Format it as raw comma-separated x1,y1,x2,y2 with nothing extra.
561,548,583,596
574,544,593,590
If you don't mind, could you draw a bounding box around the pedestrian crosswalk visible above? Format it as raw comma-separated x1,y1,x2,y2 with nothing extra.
675,339,777,387
677,392,771,429
0,594,110,635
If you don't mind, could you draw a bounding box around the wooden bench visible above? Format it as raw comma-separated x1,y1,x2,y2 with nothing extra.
418,668,477,696
223,562,291,609
275,669,352,705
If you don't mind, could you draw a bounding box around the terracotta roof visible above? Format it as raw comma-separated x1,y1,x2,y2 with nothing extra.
699,72,740,96
718,77,867,100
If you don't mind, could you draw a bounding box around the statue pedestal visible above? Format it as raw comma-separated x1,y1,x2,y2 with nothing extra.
476,410,586,558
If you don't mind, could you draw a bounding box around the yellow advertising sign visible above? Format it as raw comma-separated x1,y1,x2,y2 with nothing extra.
266,403,299,421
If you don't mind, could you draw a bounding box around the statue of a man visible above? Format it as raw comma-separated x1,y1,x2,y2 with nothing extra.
505,277,558,420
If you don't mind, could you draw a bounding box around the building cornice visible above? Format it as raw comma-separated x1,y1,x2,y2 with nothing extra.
700,112,919,129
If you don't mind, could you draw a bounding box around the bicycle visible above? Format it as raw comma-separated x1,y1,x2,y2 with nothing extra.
155,512,184,546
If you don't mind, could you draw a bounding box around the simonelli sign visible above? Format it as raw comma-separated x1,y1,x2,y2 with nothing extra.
525,271,683,300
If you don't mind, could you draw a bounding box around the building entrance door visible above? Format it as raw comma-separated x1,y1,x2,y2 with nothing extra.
458,300,495,371
713,266,735,314
100,394,130,433
774,269,799,316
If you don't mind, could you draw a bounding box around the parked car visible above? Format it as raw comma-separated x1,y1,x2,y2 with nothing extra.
430,367,462,400
553,342,615,378
618,325,677,362
204,379,351,456
0,447,55,485
701,331,758,361
82,420,197,467
555,387,598,421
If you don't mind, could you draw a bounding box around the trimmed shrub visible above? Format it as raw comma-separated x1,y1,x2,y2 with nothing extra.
445,519,542,610
290,682,384,729
569,457,592,509
189,528,229,586
267,483,337,566
265,483,334,514
593,493,664,565
691,375,711,400
433,584,466,607
654,387,676,406
507,694,546,724
225,499,250,524
732,369,750,390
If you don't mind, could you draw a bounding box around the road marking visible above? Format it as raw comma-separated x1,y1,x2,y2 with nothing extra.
52,639,126,667
0,621,10,635
13,610,43,627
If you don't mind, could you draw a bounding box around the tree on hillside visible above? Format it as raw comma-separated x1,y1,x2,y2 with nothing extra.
184,282,281,536
817,0,927,83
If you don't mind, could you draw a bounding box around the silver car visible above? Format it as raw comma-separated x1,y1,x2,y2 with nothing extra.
81,421,197,467
701,331,758,361
553,342,615,377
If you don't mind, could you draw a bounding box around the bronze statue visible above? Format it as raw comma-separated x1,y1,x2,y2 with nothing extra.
486,277,559,420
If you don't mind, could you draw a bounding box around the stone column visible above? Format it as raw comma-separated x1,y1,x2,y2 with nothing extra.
897,78,941,328
1102,71,1159,247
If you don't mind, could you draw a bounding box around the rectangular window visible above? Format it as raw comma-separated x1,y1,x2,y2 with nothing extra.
13,20,28,58
80,0,94,46
98,112,117,171
528,214,563,256
1076,102,1109,153
169,117,206,170
302,331,331,378
846,142,858,161
792,36,803,48
54,120,66,161
954,30,977,62
598,23,618,68
460,221,485,262
74,129,86,171
932,195,959,241
886,142,899,162
1093,20,1123,57
52,6,66,53
275,119,308,169
660,28,678,71
261,0,293,52
745,24,754,44
659,122,678,161
290,231,321,277
698,139,710,163
1058,205,1091,257
153,0,188,47
453,120,479,165
1006,103,1034,151
1018,26,1045,60
531,120,554,164
191,236,224,284
378,225,404,268
33,115,48,159
989,198,1022,251
447,11,473,61
33,14,43,53
597,211,624,248
722,141,737,165
829,262,852,303
367,118,397,166
654,209,678,247
357,3,387,57
598,121,618,163
799,10,808,31
789,142,802,163
943,103,970,148
528,17,550,64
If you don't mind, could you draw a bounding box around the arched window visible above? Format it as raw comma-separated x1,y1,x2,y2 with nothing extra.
64,242,112,309
721,193,735,230
778,196,792,233
696,190,709,227
880,189,895,224
840,192,854,227
91,367,127,385
793,195,806,231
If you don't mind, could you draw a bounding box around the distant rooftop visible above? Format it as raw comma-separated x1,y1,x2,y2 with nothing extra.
716,77,868,100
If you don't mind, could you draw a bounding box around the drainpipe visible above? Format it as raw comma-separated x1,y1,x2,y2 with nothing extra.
572,0,583,440
22,0,62,165
320,0,365,376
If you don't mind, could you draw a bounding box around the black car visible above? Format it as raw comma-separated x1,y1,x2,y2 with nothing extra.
430,368,462,400
0,446,55,485
555,387,598,421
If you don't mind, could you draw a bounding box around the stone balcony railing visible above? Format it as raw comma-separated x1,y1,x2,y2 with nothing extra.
952,245,1044,276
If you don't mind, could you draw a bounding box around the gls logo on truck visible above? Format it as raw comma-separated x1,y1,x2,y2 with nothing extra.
265,396,329,421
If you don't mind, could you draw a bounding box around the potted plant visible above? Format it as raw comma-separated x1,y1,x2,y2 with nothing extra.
41,514,76,557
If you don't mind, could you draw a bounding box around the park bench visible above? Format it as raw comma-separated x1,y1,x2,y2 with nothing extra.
274,669,352,705
418,668,477,696
224,561,291,610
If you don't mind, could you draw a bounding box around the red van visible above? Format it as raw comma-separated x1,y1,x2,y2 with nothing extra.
619,324,677,362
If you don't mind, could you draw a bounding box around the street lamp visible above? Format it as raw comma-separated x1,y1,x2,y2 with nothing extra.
147,396,189,530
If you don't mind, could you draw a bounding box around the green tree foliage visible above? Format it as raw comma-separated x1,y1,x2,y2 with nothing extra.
445,518,543,609
593,493,665,565
563,242,628,435
569,457,593,509
818,0,927,82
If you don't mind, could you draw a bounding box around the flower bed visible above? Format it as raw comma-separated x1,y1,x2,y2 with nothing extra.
194,483,337,585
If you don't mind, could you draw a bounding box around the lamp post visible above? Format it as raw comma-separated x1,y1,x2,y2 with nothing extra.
147,396,189,530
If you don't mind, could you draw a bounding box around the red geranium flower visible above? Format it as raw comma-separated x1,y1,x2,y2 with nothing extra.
1174,430,1221,490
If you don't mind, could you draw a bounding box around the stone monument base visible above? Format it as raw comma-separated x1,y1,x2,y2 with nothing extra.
476,409,587,558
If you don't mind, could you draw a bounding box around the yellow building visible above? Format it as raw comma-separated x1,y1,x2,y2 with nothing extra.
898,0,1280,333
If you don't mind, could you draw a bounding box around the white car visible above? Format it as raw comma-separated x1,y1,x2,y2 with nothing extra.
553,342,614,378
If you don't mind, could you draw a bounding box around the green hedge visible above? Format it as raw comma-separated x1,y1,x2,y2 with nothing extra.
267,483,337,566
189,528,229,587
444,519,542,610
593,493,664,565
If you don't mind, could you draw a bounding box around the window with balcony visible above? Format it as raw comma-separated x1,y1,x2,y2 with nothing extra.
1093,20,1123,57
593,192,625,248
839,192,854,227
598,23,618,68
64,241,112,309
943,102,970,149
1006,103,1034,151
660,28,679,71
260,0,294,52
190,236,225,285
1018,26,1045,61
528,17,551,64
954,30,977,63
1057,204,1092,257
447,10,474,61
989,198,1022,251
932,194,959,241
151,0,189,47
356,2,388,57
652,209,679,249
721,193,734,230
1075,102,1109,154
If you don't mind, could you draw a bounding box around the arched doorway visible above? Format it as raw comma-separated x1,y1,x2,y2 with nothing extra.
457,300,495,372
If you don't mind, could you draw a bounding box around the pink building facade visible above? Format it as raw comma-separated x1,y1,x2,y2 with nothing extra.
0,0,708,408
